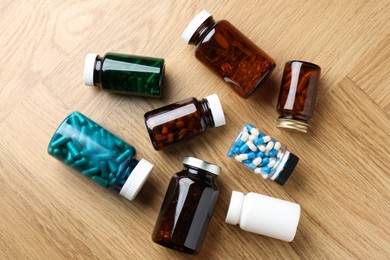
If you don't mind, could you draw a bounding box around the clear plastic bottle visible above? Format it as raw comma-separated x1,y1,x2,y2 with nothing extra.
182,10,275,98
225,191,301,242
277,60,321,133
84,52,165,97
227,124,299,185
144,94,225,150
152,157,221,254
48,112,153,201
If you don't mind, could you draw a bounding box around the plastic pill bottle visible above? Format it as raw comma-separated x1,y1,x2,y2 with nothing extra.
181,10,275,98
48,111,153,201
84,52,165,97
225,191,301,242
152,157,221,254
228,124,299,185
277,60,321,133
144,93,225,150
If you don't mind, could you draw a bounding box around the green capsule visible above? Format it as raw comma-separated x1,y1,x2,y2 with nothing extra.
151,89,160,95
106,133,115,149
115,149,132,164
82,167,100,176
73,157,88,167
137,77,145,92
91,176,109,187
107,160,118,173
114,138,124,148
96,152,115,161
109,178,117,186
80,149,95,158
70,115,81,130
108,173,114,180
100,162,109,178
53,148,62,156
144,84,151,93
74,112,87,125
85,138,93,150
66,142,81,159
146,74,155,85
87,120,97,131
80,125,88,134
51,136,68,148
48,147,53,154
78,126,87,144
92,130,100,142
64,152,74,164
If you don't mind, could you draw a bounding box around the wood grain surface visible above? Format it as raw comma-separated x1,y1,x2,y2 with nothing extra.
0,0,389,259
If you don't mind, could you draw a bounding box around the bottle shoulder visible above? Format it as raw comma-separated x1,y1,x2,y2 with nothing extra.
175,170,219,189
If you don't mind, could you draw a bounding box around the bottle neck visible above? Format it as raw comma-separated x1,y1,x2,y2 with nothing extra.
188,16,216,45
93,56,103,87
184,165,218,182
199,98,215,128
116,157,139,189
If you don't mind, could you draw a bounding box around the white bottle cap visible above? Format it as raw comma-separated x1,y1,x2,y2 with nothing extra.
205,94,226,127
225,191,245,225
119,158,153,201
225,191,301,242
84,53,98,86
181,10,212,43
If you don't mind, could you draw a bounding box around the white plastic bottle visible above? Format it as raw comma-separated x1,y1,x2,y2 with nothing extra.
225,191,301,242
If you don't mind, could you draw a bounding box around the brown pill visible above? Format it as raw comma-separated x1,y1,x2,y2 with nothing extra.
188,118,195,130
301,87,308,97
296,72,311,94
298,95,305,107
178,128,188,137
215,33,229,49
175,121,185,128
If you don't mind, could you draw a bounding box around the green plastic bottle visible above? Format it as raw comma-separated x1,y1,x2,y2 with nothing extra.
84,52,165,97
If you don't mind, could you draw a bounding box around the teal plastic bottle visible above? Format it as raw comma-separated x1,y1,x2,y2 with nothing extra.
48,112,153,200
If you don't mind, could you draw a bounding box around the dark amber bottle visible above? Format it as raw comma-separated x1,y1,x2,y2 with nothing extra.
152,157,221,255
84,52,165,97
276,61,321,133
144,94,225,150
182,10,276,98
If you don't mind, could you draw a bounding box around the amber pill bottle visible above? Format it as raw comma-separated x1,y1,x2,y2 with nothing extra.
152,157,221,255
182,10,276,98
276,61,321,133
144,94,225,150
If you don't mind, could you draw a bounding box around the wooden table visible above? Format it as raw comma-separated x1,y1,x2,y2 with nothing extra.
0,1,389,259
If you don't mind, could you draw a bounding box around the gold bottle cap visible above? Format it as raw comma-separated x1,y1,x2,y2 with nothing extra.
277,118,309,133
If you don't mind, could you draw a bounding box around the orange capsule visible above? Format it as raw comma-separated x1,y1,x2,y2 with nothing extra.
175,120,185,128
178,128,188,138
